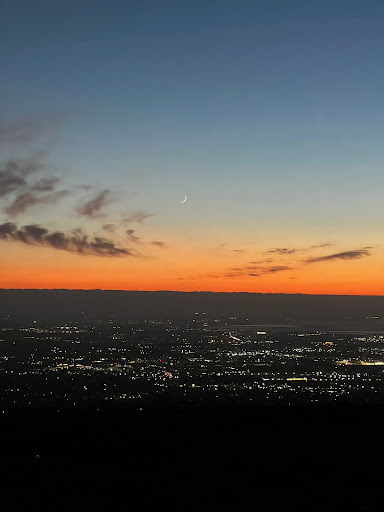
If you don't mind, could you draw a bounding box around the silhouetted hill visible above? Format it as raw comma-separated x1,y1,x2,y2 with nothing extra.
1,289,384,330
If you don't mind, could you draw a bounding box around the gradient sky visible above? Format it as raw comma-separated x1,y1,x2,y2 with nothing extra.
1,0,383,294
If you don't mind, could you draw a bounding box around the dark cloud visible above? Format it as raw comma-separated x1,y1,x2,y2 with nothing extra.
218,271,261,278
266,248,301,255
31,177,59,192
151,241,166,248
5,190,68,217
5,193,40,217
76,189,110,218
235,260,284,273
122,211,153,224
0,222,136,257
0,170,25,197
0,154,68,216
219,249,371,279
249,258,274,264
267,243,336,254
126,229,141,244
263,265,292,274
216,263,293,279
0,117,161,256
0,155,45,197
305,249,370,264
102,224,116,233
0,222,18,236
0,118,162,252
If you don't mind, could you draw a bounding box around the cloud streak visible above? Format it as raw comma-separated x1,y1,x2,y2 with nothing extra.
265,248,301,255
122,210,154,224
305,249,371,264
0,153,70,217
202,245,372,281
0,222,136,257
5,190,69,217
102,223,116,233
312,243,334,249
0,155,45,198
0,117,163,256
31,177,59,192
126,229,141,244
265,243,335,255
76,189,111,218
151,241,166,248
213,263,294,279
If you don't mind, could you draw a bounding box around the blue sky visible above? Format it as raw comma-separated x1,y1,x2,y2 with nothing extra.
1,0,384,292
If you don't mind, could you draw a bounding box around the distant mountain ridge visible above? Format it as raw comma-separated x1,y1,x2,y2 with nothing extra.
1,289,384,329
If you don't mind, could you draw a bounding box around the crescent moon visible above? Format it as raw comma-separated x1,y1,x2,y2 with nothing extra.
180,195,187,203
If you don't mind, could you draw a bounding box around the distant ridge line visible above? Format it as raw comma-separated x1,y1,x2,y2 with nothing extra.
0,288,383,298
1,289,384,326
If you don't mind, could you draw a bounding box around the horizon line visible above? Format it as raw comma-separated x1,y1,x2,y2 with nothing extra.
1,288,384,298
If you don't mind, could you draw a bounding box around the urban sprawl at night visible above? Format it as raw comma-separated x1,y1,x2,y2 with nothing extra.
2,313,384,411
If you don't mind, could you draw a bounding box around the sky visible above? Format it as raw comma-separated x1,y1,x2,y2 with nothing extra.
0,0,383,294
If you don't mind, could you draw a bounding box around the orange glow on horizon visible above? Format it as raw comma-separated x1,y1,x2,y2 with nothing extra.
1,242,383,296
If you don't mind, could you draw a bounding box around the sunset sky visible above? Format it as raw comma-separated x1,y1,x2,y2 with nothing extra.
1,0,383,294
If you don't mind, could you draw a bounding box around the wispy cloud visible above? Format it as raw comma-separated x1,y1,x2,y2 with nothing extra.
305,249,371,264
5,190,69,217
151,241,166,248
265,243,335,255
263,265,292,273
102,223,116,233
31,177,59,192
0,116,164,256
0,154,46,198
210,263,294,279
312,242,335,249
126,229,141,244
265,248,301,255
0,153,70,217
76,189,111,218
122,211,154,224
203,242,373,282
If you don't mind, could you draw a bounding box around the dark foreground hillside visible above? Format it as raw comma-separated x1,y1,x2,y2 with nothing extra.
1,402,383,511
